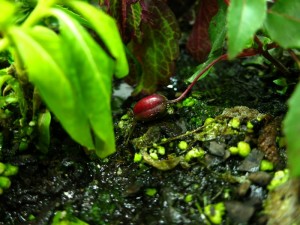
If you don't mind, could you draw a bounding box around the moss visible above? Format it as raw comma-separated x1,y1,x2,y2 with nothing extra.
157,146,165,155
204,202,225,224
178,141,188,150
185,147,205,162
267,169,289,191
0,176,11,189
184,194,193,203
229,146,239,155
145,188,157,197
237,141,251,157
229,117,240,129
182,97,196,107
260,159,274,171
134,153,143,163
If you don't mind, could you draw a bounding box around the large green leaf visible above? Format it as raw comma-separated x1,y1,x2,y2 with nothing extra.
284,83,300,177
9,27,95,150
50,8,116,158
264,0,300,49
68,0,129,78
0,0,16,30
227,0,267,59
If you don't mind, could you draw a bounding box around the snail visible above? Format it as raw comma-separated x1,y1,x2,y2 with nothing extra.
133,94,168,121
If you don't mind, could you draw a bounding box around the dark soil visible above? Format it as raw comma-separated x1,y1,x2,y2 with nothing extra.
0,57,296,225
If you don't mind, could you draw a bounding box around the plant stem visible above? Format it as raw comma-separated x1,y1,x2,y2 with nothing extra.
254,36,289,74
22,0,57,28
168,54,228,104
158,125,205,146
262,50,289,74
288,49,300,69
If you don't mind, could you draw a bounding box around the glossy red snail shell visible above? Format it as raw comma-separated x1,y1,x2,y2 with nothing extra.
133,94,168,121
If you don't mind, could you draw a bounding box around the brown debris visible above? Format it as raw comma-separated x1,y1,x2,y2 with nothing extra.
258,117,282,166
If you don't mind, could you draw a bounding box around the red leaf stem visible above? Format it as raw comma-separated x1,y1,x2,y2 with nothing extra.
168,43,281,103
168,54,228,103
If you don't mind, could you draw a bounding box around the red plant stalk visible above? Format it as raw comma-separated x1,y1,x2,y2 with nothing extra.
168,44,278,104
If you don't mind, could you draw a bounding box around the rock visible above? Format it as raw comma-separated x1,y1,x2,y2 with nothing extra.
237,148,264,172
248,171,273,187
225,201,255,223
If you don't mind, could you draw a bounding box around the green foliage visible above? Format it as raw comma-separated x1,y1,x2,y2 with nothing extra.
227,0,267,59
283,84,300,177
188,0,227,82
0,162,18,194
127,2,143,41
51,211,89,225
37,109,51,153
100,0,180,94
0,0,15,29
0,0,128,158
128,0,180,94
69,1,128,78
264,0,300,48
208,0,227,58
187,0,300,176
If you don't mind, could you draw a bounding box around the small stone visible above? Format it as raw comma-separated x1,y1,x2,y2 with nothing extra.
237,180,251,197
248,171,273,187
208,141,226,157
238,148,264,172
225,201,255,223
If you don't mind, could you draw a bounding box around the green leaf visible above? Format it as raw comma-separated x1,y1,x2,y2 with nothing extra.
187,58,216,83
0,74,12,94
37,110,51,153
68,0,129,78
7,77,27,118
54,5,93,29
284,83,300,177
50,8,116,158
0,0,16,29
188,0,227,83
52,211,89,225
9,27,95,150
9,3,128,158
264,0,300,48
128,0,180,94
28,25,65,63
127,1,143,42
209,0,227,57
227,0,267,59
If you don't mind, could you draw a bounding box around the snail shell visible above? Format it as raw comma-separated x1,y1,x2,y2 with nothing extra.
133,94,168,121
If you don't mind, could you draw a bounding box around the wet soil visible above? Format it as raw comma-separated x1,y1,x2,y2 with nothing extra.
0,57,297,225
